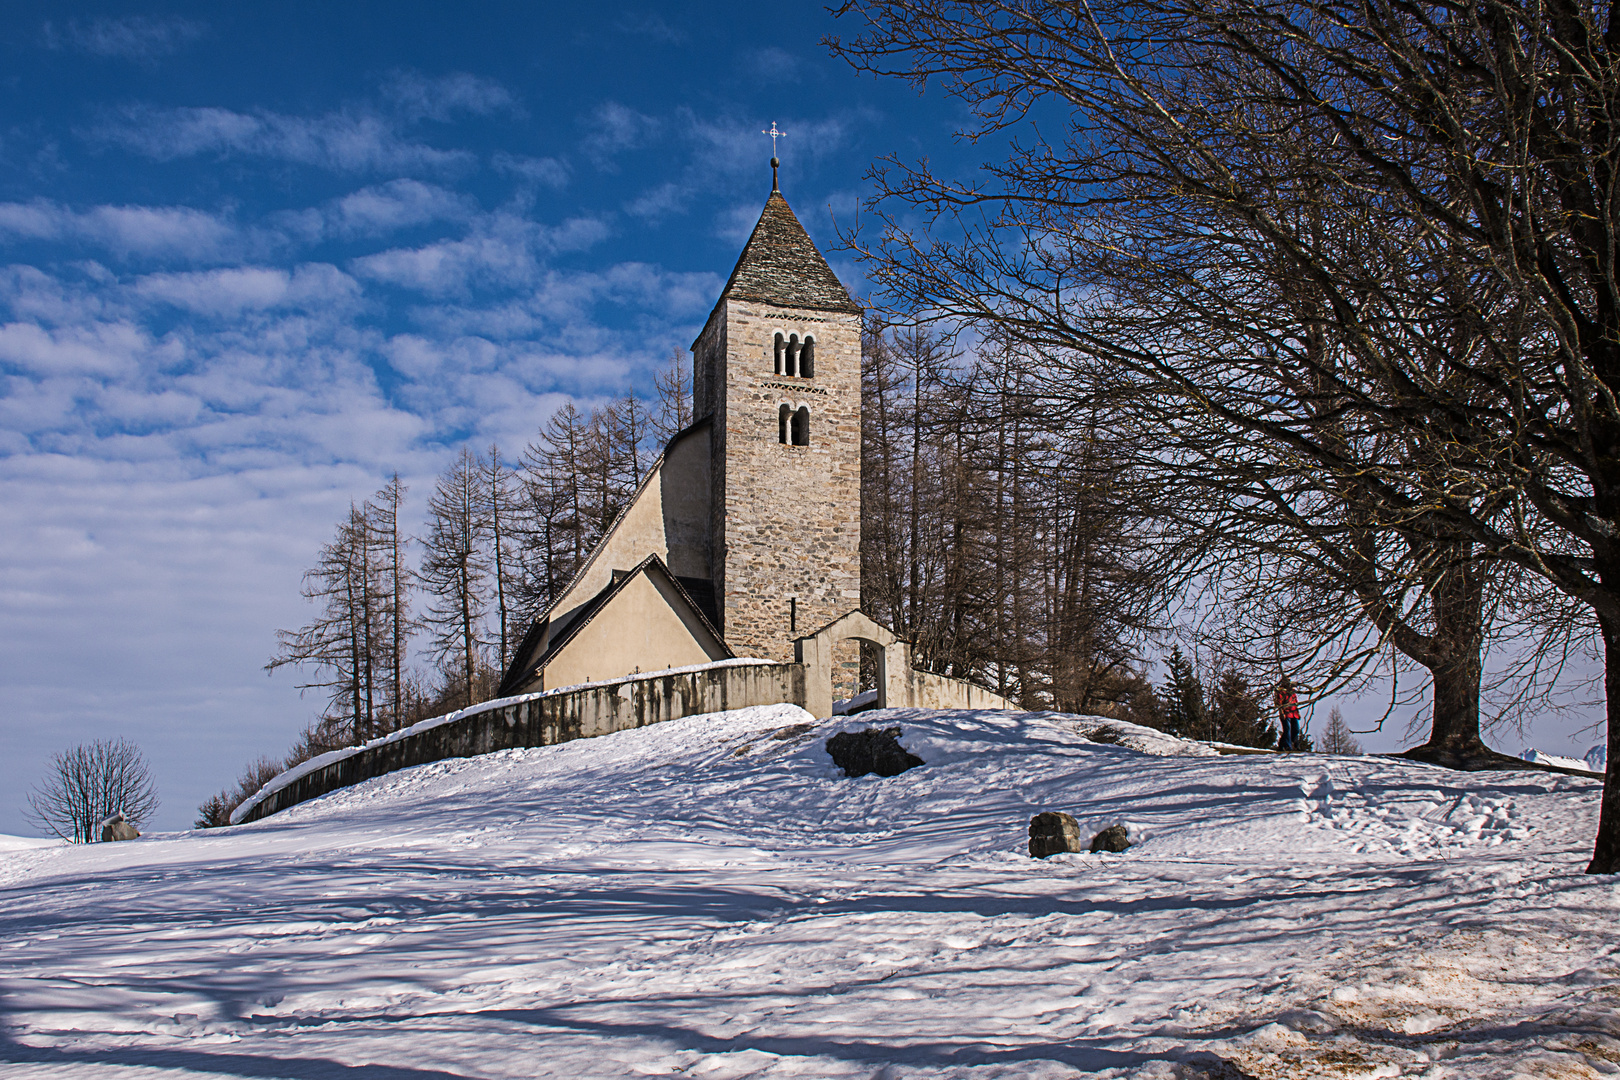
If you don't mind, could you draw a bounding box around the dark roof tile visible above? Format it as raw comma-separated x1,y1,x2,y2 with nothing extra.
719,190,861,314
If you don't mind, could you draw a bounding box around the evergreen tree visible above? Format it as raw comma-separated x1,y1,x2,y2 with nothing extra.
1208,667,1277,749
1159,647,1207,740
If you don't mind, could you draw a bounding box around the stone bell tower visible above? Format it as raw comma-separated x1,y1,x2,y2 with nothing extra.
690,164,863,662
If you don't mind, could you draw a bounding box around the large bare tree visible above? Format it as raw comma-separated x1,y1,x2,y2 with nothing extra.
831,0,1620,871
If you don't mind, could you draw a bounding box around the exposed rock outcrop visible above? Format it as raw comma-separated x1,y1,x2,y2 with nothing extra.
826,726,923,778
1090,824,1131,853
1028,811,1083,858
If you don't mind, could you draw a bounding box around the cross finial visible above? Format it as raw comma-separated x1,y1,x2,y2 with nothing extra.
762,121,785,191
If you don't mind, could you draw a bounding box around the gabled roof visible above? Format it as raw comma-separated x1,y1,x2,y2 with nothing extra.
495,553,731,697
718,189,862,315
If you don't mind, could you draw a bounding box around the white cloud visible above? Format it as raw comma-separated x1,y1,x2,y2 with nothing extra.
352,214,611,297
90,105,474,174
626,182,689,222
133,264,362,317
0,200,266,263
615,12,687,44
0,320,151,377
327,180,477,238
381,72,521,123
744,46,805,83
582,103,658,169
41,15,206,61
492,153,569,190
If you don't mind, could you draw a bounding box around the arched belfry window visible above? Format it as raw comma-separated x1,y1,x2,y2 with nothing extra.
779,403,791,444
791,405,810,446
786,334,801,377
769,331,816,379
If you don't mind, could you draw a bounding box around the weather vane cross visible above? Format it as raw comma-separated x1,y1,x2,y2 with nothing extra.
763,122,786,191
763,121,786,157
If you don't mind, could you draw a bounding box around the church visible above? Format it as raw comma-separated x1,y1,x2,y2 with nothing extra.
497,162,864,698
236,161,1013,826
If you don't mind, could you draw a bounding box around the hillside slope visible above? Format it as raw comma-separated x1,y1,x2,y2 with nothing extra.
1,706,1614,1079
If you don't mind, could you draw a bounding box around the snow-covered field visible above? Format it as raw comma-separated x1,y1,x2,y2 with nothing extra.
2,706,1616,1079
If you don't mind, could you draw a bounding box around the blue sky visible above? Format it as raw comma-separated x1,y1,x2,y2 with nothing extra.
0,2,980,834
0,4,1602,835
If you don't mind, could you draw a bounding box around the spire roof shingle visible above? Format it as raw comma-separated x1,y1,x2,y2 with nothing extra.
718,190,861,315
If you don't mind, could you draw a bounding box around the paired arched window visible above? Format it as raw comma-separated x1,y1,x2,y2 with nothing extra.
779,404,810,446
772,333,815,378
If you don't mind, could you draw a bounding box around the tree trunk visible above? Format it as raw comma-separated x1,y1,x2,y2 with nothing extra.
1417,653,1486,759
1389,551,1510,769
1587,613,1620,873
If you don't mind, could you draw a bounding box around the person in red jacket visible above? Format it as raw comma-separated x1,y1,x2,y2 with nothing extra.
1275,676,1303,751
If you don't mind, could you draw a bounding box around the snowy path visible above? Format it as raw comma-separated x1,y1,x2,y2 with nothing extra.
1,707,1616,1078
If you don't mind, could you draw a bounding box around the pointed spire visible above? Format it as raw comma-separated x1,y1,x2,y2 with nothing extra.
717,184,861,314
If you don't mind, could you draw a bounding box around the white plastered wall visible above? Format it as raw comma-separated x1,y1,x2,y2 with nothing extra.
541,571,727,690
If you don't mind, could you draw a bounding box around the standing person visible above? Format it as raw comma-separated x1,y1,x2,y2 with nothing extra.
1275,676,1303,751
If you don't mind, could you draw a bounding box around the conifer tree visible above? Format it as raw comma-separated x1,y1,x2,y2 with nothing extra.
1159,647,1207,740
651,347,693,443
368,474,412,732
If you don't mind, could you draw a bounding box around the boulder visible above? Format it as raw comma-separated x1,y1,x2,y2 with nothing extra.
100,813,139,843
825,726,924,778
1028,811,1083,858
1090,824,1131,853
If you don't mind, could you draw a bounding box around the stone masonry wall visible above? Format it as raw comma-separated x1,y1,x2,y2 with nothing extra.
234,661,805,825
717,298,863,662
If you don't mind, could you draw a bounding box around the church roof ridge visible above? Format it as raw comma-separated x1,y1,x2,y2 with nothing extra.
717,188,862,315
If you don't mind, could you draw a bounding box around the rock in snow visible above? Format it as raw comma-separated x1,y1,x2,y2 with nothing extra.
1090,823,1131,853
1028,810,1083,857
825,724,924,778
98,813,138,843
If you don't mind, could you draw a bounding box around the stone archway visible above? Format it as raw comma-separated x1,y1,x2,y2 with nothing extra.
793,610,912,719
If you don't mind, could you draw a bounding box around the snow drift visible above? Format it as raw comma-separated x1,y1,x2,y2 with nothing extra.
1,706,1613,1079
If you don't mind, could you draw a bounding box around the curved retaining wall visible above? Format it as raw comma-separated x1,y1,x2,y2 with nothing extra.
234,660,804,824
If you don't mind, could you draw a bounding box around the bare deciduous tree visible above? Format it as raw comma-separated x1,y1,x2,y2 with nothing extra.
1320,707,1364,755
831,0,1620,871
420,448,493,710
268,502,386,745
28,737,159,843
652,347,694,442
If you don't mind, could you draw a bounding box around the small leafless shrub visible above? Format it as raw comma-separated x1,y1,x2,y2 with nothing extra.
28,738,159,843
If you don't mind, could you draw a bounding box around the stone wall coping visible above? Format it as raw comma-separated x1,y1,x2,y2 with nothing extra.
228,657,780,825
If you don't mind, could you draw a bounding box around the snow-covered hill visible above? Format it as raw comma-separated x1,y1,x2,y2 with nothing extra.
1,706,1614,1079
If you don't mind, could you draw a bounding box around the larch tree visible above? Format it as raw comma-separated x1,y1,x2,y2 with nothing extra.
652,347,694,442
368,474,413,732
420,448,492,709
267,502,386,745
